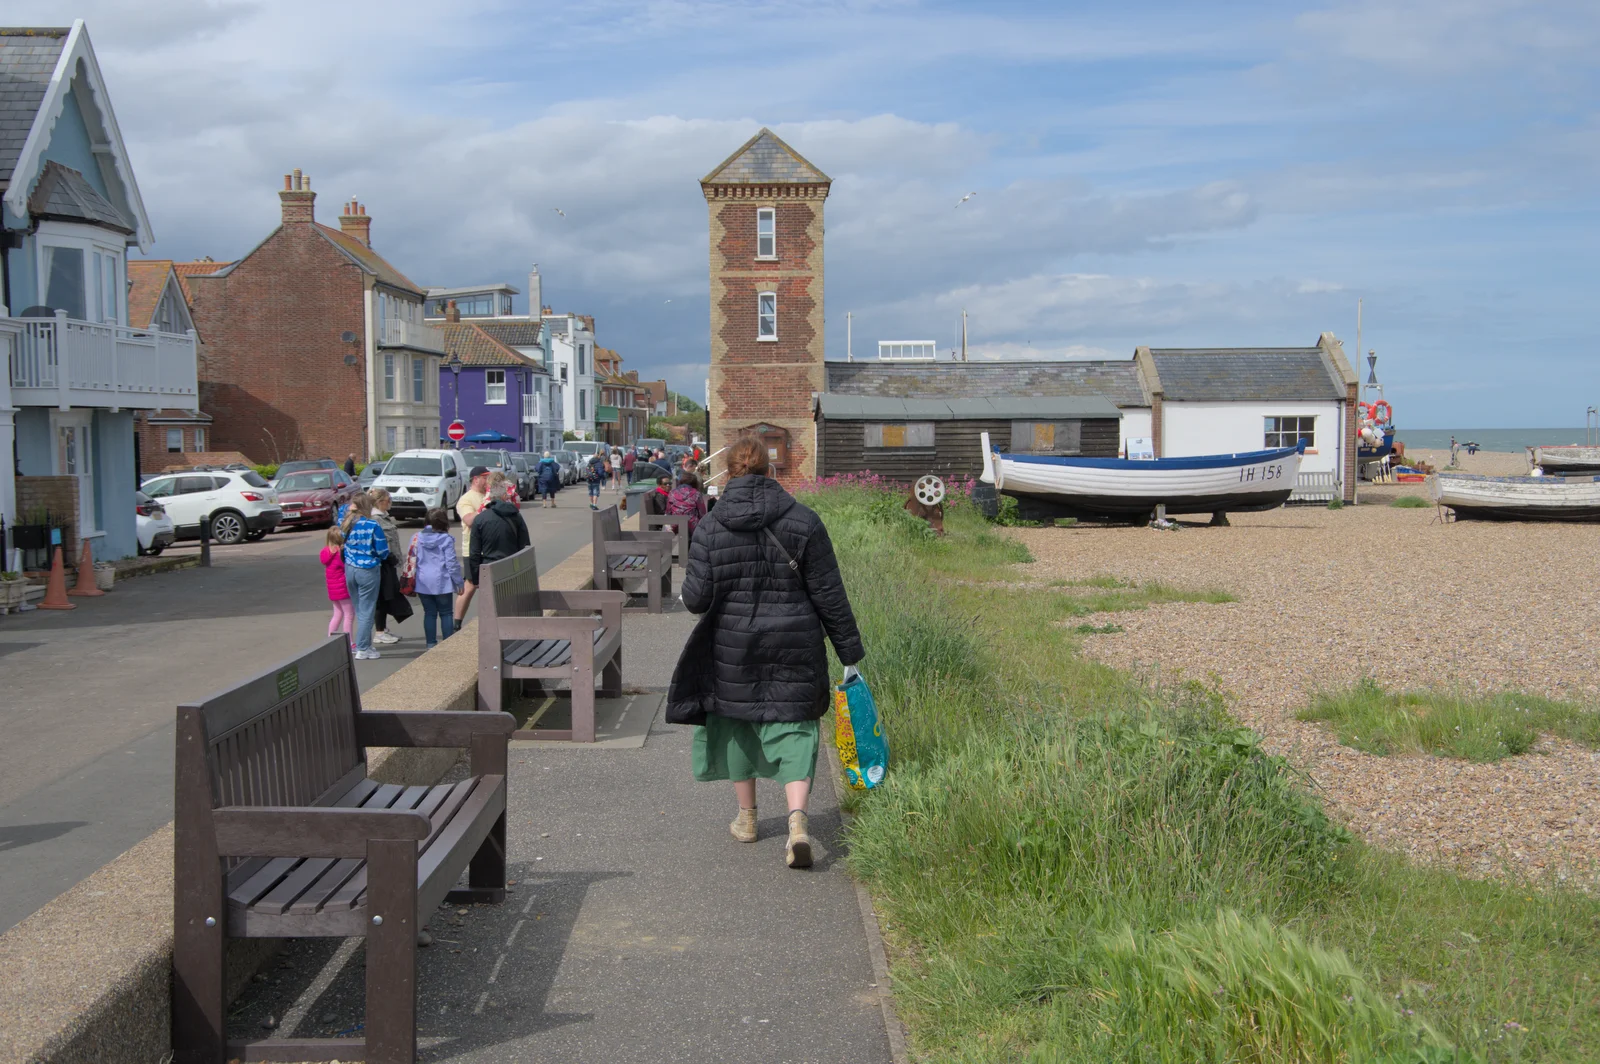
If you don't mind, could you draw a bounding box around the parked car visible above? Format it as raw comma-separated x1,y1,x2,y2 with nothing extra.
357,460,386,489
633,438,667,460
140,470,282,545
553,450,580,485
457,448,514,481
273,468,357,530
271,458,338,486
566,441,603,461
508,454,537,498
135,491,175,556
372,449,467,521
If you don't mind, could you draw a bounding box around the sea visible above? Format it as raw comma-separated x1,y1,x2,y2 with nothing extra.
1396,428,1592,453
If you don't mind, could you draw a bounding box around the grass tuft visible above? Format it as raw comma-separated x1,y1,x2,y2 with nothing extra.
1299,677,1600,761
1392,495,1431,508
1071,622,1124,635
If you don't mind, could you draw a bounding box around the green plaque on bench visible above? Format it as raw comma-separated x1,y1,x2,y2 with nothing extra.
276,665,299,700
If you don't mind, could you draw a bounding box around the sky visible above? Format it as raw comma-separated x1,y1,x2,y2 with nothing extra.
19,0,1599,427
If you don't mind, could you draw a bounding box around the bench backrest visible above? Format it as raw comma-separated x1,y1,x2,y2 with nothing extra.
177,637,364,816
480,545,541,634
592,505,623,585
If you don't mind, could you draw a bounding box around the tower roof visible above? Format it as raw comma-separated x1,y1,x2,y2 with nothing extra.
701,127,830,186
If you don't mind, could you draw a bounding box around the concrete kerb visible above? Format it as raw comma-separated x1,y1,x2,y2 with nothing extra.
0,534,600,1064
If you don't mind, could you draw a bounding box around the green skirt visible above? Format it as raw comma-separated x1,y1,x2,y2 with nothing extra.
692,714,820,785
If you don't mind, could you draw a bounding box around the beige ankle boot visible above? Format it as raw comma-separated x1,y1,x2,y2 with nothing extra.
785,810,812,868
730,806,757,843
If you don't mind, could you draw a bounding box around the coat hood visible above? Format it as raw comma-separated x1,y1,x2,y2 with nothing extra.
713,475,796,532
485,499,521,519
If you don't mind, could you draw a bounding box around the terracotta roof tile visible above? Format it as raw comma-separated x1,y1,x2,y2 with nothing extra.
172,260,229,301
439,321,544,369
125,260,172,329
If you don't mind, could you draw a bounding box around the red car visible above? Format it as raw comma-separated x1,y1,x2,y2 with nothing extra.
274,469,357,529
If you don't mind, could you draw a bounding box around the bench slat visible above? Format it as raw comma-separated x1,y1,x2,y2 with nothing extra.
415,776,505,915
251,785,430,915
227,777,380,909
277,782,414,917
322,778,481,913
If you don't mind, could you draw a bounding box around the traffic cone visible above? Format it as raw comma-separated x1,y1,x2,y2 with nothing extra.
68,538,105,597
37,546,76,610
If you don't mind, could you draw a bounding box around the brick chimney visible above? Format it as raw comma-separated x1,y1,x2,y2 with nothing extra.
445,299,461,323
279,169,315,224
339,198,372,247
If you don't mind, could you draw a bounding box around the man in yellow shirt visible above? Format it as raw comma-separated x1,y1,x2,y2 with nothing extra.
453,467,490,626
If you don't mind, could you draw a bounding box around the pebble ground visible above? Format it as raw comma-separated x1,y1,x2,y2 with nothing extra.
1010,450,1599,885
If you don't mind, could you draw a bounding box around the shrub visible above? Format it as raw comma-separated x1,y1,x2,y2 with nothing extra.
252,463,279,479
1327,498,1345,510
1392,495,1430,508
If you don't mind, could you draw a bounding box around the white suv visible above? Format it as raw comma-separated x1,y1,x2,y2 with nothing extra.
373,449,467,521
140,470,282,545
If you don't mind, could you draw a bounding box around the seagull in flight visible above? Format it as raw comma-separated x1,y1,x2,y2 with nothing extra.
551,208,566,217
663,299,672,304
955,192,977,208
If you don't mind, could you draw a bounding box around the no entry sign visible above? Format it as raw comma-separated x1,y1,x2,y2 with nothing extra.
447,420,466,442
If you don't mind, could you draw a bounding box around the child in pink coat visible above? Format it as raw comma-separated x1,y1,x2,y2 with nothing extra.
321,527,354,644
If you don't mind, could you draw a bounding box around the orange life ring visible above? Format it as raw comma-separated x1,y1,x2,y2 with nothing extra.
1371,400,1392,424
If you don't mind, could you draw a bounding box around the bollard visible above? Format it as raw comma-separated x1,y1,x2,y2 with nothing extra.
199,514,211,568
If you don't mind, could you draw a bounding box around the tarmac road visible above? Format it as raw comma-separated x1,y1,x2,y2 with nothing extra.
0,491,608,934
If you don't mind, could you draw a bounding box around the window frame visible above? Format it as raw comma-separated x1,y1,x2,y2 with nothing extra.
411,355,425,403
193,426,206,452
35,221,124,324
863,422,935,450
1010,420,1083,456
385,424,397,452
383,354,396,400
1264,415,1317,451
757,291,777,341
755,207,776,259
166,428,183,453
485,368,508,405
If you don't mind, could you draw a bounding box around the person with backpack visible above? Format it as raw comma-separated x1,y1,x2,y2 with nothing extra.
585,453,606,510
535,451,562,507
667,435,864,869
665,470,708,538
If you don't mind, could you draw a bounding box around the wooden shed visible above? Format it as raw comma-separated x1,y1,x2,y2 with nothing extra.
814,394,1122,482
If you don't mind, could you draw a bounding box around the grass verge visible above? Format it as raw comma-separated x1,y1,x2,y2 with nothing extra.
1299,677,1600,761
801,484,1600,1063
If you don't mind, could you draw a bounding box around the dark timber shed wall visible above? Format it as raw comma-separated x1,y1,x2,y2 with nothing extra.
818,417,1120,480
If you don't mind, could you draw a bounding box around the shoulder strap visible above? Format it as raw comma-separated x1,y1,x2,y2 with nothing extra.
762,526,799,573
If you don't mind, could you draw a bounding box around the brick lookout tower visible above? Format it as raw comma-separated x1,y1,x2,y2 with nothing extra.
702,128,831,486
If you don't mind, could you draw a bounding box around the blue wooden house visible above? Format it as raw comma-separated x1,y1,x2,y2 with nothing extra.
1,22,199,564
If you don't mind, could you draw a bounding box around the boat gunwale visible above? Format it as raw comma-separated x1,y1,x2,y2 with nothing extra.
995,444,1304,472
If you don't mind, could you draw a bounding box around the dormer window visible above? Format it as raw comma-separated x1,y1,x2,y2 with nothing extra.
756,208,775,259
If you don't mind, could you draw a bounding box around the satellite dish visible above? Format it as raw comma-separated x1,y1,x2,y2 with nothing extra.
914,475,946,507
341,330,358,343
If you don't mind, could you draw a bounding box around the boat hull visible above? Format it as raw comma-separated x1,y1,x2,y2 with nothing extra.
1530,446,1600,474
981,436,1303,520
1429,472,1600,521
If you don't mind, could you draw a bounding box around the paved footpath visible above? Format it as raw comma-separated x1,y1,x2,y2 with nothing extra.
228,594,900,1063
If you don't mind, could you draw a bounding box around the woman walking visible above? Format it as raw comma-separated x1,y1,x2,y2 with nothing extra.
667,436,864,868
340,493,389,660
320,526,353,647
369,488,403,645
413,508,463,648
535,451,562,507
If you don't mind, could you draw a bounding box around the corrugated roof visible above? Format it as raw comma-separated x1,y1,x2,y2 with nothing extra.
439,321,545,369
702,127,830,185
314,224,423,296
1149,348,1345,401
816,394,1121,421
825,360,1148,407
27,159,131,232
0,28,67,185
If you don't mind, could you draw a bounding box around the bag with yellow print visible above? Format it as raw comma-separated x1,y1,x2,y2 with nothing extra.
833,665,889,790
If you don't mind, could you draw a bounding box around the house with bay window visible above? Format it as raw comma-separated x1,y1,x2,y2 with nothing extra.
184,177,443,464
1,22,200,563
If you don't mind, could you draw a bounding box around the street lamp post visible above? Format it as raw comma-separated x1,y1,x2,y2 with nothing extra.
448,354,463,423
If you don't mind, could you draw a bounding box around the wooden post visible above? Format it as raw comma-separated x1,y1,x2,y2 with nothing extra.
365,839,419,1064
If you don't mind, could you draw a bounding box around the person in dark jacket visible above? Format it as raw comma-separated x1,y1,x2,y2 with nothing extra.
467,482,531,584
534,451,562,507
667,435,864,869
344,454,357,477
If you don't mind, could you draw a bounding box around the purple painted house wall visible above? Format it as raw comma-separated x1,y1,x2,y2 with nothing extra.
440,366,559,452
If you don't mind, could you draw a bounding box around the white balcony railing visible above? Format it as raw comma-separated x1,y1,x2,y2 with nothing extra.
8,311,198,410
521,391,542,424
378,317,446,354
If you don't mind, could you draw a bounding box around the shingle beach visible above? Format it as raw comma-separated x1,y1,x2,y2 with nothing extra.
1010,449,1600,884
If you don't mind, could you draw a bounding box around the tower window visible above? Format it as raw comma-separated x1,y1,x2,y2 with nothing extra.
756,208,775,259
757,292,777,340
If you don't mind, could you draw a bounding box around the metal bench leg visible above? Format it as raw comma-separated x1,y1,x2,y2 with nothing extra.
601,647,622,699
571,655,597,743
366,839,419,1064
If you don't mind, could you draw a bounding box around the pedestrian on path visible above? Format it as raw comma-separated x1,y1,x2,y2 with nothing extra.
370,488,403,645
468,480,531,587
610,448,624,490
667,435,865,868
622,448,636,482
535,451,562,507
321,526,353,646
586,453,606,510
454,466,490,627
340,494,389,660
665,470,707,538
414,509,463,648
344,454,356,477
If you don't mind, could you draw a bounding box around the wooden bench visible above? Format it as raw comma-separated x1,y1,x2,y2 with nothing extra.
641,511,691,563
173,637,514,1064
592,504,673,613
478,545,624,742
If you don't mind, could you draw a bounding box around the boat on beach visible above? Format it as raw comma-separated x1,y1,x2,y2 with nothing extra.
978,431,1304,520
1527,445,1600,475
1429,471,1600,521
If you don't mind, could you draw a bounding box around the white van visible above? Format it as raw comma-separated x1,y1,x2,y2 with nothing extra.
373,449,467,521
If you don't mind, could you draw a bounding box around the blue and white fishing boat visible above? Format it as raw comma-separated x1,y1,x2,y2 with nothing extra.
978,431,1304,520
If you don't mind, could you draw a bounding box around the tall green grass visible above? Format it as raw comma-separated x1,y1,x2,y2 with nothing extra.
1301,678,1600,761
802,486,1600,1063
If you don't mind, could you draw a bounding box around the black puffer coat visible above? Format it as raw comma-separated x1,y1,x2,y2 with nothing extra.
467,499,530,584
667,475,864,724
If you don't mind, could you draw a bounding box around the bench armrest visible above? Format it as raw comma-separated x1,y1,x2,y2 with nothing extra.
538,588,625,630
603,539,669,558
356,710,515,749
213,806,430,858
616,529,672,544
493,615,615,645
